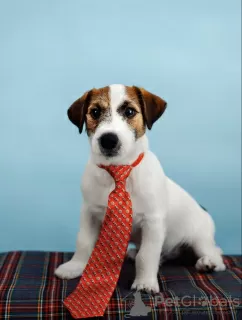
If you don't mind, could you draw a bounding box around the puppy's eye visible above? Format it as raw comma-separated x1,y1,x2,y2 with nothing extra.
124,107,137,119
90,107,101,120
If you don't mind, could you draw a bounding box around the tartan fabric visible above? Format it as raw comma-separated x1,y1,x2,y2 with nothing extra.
0,252,241,319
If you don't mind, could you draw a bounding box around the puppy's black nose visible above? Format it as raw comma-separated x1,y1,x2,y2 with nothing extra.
100,133,119,150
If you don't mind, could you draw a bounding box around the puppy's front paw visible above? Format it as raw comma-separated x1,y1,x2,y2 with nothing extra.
131,277,159,293
195,256,226,272
55,261,85,279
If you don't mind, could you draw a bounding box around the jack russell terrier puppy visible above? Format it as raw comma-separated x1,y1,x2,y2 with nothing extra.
55,84,225,293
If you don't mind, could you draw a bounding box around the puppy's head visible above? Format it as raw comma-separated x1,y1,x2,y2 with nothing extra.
68,84,167,163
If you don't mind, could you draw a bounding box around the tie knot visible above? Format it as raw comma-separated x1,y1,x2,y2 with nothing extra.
98,153,145,182
101,165,132,182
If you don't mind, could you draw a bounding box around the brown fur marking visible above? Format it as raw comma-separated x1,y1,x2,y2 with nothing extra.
68,85,166,136
137,87,167,130
125,86,146,138
85,86,110,135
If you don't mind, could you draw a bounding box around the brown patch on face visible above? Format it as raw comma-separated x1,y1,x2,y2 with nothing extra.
124,86,146,139
68,86,111,135
67,85,167,136
85,86,110,135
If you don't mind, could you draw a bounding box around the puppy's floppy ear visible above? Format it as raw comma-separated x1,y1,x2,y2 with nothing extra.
133,86,167,130
67,90,92,133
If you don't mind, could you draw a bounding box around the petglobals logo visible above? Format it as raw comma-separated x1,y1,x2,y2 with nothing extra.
154,294,241,308
122,291,241,317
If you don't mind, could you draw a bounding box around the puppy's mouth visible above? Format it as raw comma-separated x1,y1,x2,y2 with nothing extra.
101,148,120,158
98,133,121,158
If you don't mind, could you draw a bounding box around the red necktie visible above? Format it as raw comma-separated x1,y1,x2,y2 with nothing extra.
64,153,144,318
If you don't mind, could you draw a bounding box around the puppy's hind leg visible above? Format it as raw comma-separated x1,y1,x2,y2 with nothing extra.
192,229,226,272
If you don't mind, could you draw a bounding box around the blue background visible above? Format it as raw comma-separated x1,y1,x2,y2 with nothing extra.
0,0,241,253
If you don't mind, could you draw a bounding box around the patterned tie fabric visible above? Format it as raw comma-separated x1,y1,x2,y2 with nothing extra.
64,153,144,319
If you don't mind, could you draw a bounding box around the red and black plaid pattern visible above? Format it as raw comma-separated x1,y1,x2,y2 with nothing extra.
0,251,241,319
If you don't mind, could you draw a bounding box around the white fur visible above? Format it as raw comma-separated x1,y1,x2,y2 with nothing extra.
55,84,225,292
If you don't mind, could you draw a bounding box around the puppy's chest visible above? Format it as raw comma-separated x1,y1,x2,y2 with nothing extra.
84,174,146,223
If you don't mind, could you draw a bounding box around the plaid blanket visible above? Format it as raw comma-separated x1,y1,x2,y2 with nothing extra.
0,252,241,319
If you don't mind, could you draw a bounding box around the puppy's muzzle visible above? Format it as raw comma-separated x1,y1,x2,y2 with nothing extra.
98,133,120,157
